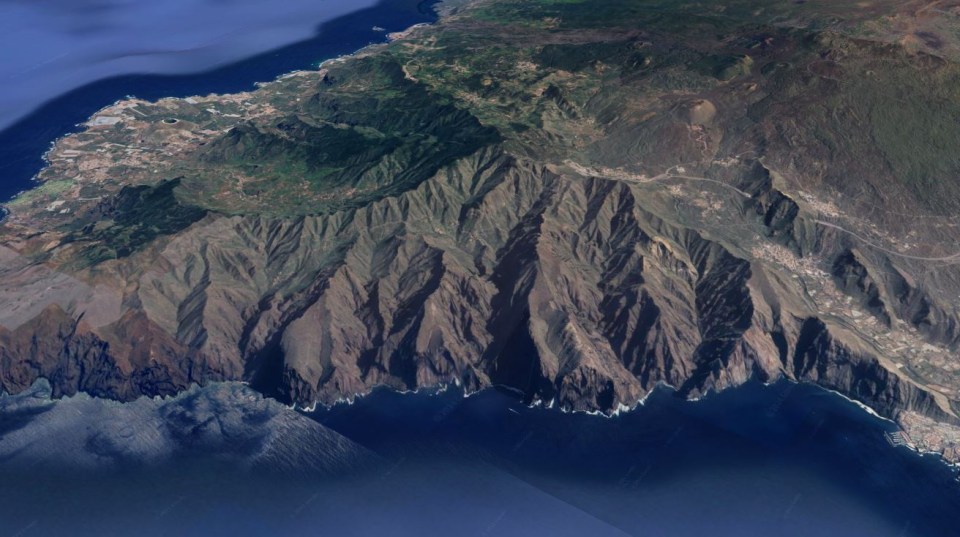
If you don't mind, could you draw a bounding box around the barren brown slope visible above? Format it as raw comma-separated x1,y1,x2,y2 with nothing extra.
2,0,960,461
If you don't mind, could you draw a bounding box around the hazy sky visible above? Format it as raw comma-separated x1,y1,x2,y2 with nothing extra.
0,0,379,130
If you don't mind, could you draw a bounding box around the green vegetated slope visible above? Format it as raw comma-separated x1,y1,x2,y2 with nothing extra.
410,0,960,216
65,178,208,265
181,57,500,216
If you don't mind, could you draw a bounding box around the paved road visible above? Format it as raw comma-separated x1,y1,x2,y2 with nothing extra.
568,160,960,263
814,220,960,262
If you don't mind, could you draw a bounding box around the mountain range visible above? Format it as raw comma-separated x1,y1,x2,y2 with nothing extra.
2,0,959,462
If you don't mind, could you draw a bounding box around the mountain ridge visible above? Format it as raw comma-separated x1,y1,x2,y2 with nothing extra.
2,0,960,462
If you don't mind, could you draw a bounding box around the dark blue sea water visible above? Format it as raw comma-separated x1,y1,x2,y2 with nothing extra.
0,0,438,203
313,381,960,537
0,0,378,129
1,381,957,536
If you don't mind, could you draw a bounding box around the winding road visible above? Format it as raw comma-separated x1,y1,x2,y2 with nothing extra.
564,160,960,264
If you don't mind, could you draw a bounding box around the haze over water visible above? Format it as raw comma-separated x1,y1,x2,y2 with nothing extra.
0,0,381,131
1,381,957,536
0,0,437,202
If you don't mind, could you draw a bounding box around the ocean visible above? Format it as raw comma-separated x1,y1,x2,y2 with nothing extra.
0,380,957,536
0,0,439,203
312,380,960,537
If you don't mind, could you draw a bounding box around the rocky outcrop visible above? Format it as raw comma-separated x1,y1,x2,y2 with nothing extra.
0,304,229,400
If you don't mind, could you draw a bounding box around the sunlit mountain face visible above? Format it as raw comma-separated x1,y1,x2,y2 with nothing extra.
1,0,960,535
